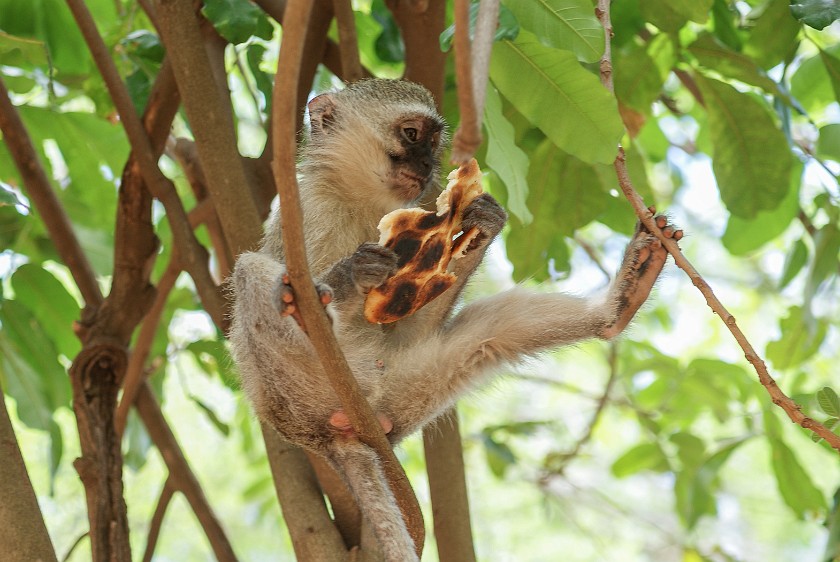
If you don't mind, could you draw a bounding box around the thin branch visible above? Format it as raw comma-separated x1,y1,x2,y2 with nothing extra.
142,477,175,562
115,258,180,436
60,533,89,562
450,0,481,163
271,0,424,554
134,382,239,561
0,77,103,308
65,0,225,330
387,0,447,103
332,0,364,82
595,0,840,454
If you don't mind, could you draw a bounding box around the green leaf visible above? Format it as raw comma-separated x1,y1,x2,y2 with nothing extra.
490,30,624,165
246,44,273,114
502,0,604,63
769,437,827,518
0,301,70,430
818,387,840,418
611,442,669,478
790,0,840,30
806,223,840,298
819,48,840,105
505,140,605,281
482,433,516,478
817,124,840,162
711,0,743,50
120,30,165,66
0,181,25,208
201,0,273,45
640,0,713,32
11,263,81,359
483,87,532,224
779,238,809,289
187,338,237,389
695,74,793,219
0,31,49,69
614,41,666,113
190,395,230,437
675,439,747,528
743,0,801,70
766,306,828,370
440,2,519,52
688,33,781,95
721,160,801,254
790,45,840,114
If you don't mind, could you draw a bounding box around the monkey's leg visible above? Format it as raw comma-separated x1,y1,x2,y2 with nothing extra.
327,441,419,562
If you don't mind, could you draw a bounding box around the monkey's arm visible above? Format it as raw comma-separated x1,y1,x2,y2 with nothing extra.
380,217,681,439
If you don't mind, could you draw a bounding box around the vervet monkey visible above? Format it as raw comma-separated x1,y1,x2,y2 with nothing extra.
229,79,681,561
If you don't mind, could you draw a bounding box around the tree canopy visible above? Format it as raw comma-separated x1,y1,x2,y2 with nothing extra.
1,1,839,561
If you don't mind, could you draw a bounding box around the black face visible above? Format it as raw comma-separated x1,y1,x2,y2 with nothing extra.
387,116,444,202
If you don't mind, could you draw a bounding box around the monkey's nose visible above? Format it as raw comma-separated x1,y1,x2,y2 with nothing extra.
419,157,433,178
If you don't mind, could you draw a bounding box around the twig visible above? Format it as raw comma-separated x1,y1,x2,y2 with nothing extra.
134,382,239,561
142,478,175,562
594,0,840,453
0,77,103,309
271,0,425,554
332,0,364,82
450,0,481,163
115,258,180,436
66,0,226,330
60,532,89,562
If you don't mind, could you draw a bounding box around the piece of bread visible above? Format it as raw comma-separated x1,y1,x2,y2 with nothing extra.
364,159,484,324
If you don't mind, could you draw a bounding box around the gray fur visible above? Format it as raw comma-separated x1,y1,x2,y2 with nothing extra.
228,79,674,561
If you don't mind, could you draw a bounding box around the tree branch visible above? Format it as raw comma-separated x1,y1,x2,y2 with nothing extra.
332,0,364,82
65,0,225,330
151,0,263,257
595,0,840,454
0,390,58,561
134,382,239,561
388,0,447,103
271,0,425,554
0,77,103,309
142,477,175,562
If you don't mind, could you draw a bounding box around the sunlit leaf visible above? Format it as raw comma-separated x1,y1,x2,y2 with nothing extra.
0,31,49,69
743,0,801,69
769,437,827,518
640,0,713,32
502,0,604,63
439,2,519,52
483,87,532,224
819,48,840,105
766,306,828,370
490,30,623,165
818,388,840,418
779,238,809,289
611,442,669,477
688,33,781,95
696,74,793,219
11,263,81,359
482,433,516,478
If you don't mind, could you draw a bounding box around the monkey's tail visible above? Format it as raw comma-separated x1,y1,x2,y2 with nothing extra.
328,441,419,562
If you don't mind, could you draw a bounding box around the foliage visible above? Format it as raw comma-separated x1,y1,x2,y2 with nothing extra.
1,0,840,561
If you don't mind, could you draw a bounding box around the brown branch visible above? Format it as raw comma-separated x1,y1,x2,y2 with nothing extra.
423,412,477,562
306,451,363,547
595,0,840,454
271,0,425,554
142,477,175,562
0,77,103,309
66,0,226,331
387,0,447,103
332,0,364,82
114,258,180,436
152,0,262,257
134,382,239,561
0,387,58,561
450,0,481,163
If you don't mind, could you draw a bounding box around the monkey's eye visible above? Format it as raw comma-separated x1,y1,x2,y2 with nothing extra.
402,127,418,143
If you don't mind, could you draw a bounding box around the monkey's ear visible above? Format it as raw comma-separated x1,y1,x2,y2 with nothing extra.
308,93,337,136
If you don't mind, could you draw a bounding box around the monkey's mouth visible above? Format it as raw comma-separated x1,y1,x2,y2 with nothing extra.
391,171,428,202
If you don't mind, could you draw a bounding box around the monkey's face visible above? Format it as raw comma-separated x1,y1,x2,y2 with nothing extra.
385,116,444,202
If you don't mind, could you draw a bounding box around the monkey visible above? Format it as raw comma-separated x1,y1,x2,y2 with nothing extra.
228,78,682,561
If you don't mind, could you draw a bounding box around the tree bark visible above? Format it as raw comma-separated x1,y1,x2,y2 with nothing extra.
0,393,58,562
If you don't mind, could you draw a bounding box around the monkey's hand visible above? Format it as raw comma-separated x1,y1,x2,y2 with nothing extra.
349,243,399,293
602,208,683,339
275,273,334,332
460,193,507,253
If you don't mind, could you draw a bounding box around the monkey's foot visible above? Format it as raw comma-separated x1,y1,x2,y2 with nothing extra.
350,243,399,292
601,208,682,339
329,410,394,438
460,193,507,252
276,273,333,332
